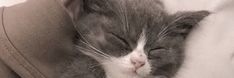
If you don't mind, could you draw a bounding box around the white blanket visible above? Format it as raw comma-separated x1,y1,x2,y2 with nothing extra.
162,0,234,78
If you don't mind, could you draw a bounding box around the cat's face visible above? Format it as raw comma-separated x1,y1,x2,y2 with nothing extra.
64,0,209,78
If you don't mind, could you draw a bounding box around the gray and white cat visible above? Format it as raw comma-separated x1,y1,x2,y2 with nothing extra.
61,0,209,78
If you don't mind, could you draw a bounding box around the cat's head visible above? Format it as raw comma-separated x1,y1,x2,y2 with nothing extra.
63,0,209,78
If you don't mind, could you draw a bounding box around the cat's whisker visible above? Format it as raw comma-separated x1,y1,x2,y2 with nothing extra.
158,23,180,41
167,14,188,27
77,46,109,59
157,29,172,41
112,0,129,33
89,62,107,69
157,31,168,41
157,25,169,38
120,1,129,33
77,41,111,59
123,8,129,33
75,20,112,59
80,41,111,57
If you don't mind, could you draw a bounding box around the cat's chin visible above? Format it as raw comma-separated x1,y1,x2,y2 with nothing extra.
125,71,144,78
103,57,151,78
104,64,148,78
127,68,148,78
105,70,143,78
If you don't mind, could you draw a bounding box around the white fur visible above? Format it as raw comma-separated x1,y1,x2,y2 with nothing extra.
101,32,151,78
172,0,234,78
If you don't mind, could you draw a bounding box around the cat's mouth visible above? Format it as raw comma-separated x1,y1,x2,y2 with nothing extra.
125,61,151,78
123,67,141,77
128,67,147,77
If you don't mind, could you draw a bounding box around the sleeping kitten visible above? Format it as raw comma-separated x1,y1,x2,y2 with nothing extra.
61,0,209,78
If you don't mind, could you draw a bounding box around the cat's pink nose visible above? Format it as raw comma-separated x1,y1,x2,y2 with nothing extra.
130,56,146,69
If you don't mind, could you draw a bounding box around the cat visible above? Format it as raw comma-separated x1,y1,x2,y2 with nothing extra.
60,0,209,78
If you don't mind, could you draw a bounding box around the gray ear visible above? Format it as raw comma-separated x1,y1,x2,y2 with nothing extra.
82,0,111,13
61,0,110,21
170,11,210,36
61,0,82,21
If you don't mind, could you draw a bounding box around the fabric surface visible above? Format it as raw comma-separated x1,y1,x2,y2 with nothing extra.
0,57,19,78
0,0,79,78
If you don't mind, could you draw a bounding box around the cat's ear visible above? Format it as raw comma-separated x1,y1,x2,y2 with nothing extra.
169,11,210,37
82,0,111,13
60,0,82,21
61,0,110,21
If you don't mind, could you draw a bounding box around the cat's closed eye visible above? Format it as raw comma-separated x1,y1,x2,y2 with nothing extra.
148,47,168,59
108,32,130,48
